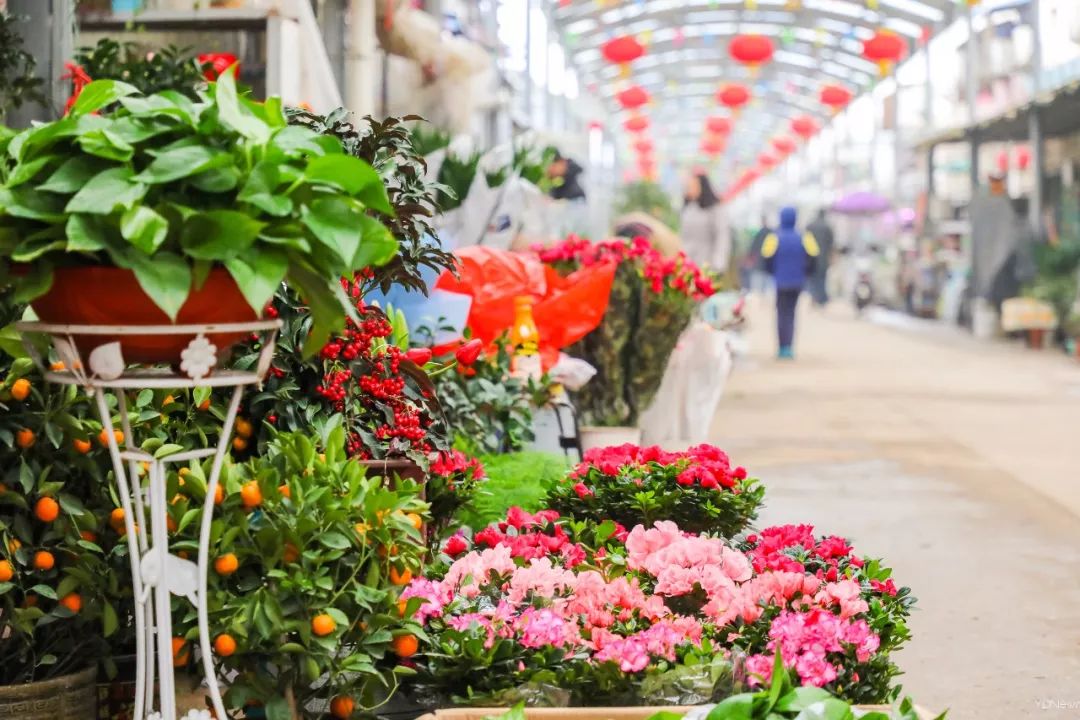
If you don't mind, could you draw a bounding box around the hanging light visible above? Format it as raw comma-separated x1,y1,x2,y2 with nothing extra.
862,29,906,76
616,85,651,111
717,83,751,111
820,84,853,113
729,34,775,75
634,138,654,155
772,136,797,155
602,35,646,78
758,152,779,169
624,115,650,133
706,116,733,136
790,115,819,139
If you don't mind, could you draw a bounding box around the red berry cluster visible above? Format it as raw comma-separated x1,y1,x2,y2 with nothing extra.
305,291,437,459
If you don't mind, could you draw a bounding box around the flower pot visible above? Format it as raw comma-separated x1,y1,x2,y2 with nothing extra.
360,458,427,498
30,266,258,365
1025,328,1046,349
579,425,643,453
0,666,97,719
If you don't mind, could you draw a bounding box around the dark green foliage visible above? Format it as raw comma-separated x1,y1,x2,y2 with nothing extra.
285,108,456,295
74,39,206,99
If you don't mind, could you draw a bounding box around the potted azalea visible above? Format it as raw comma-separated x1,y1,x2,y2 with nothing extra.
0,72,398,362
536,236,716,448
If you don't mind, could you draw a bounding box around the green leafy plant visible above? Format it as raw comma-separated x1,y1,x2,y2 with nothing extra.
409,124,452,157
437,151,482,212
167,427,429,718
431,336,541,455
0,75,398,352
0,11,46,119
285,108,455,295
615,180,680,230
73,39,206,100
647,651,944,720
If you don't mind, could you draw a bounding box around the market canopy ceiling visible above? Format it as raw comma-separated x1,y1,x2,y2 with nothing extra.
551,0,962,180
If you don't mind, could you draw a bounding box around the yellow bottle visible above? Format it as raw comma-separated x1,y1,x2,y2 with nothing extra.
510,295,542,381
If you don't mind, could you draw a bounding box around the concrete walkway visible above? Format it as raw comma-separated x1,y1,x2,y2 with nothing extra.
709,298,1080,719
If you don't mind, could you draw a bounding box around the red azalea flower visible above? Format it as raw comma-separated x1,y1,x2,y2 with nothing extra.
675,469,696,486
870,578,898,596
444,535,469,558
573,482,593,499
849,556,865,568
455,339,483,366
405,347,433,366
733,466,748,480
825,566,838,582
198,52,239,81
474,527,503,548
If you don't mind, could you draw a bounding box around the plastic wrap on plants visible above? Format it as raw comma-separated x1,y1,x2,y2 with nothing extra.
637,654,742,706
549,354,597,391
435,247,616,369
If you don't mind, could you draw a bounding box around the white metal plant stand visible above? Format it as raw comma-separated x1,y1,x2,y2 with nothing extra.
17,320,281,720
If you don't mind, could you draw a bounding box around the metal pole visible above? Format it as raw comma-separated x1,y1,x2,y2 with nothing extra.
7,0,72,127
346,0,377,117
524,0,533,124
1028,0,1044,238
966,6,980,192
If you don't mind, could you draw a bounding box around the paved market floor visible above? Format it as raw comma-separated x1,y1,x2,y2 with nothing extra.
709,297,1080,719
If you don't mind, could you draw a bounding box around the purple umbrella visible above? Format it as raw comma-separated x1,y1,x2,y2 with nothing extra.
831,191,891,216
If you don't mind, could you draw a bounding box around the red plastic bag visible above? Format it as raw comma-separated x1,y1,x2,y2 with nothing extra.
435,247,616,369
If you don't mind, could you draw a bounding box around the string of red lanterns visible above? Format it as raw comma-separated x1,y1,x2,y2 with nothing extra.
790,115,819,139
820,84,853,113
616,85,651,111
623,115,650,133
717,83,751,112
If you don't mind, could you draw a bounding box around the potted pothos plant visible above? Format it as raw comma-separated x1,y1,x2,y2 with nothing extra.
0,71,398,362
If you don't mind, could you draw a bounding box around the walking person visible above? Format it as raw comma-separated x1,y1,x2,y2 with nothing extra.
681,172,731,272
805,208,835,307
748,214,773,296
761,207,819,359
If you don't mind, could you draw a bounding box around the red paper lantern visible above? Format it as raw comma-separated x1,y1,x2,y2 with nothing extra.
729,34,774,69
624,115,650,133
717,84,751,111
602,35,646,76
617,85,651,111
758,152,778,168
702,139,726,157
706,116,733,136
820,84,853,112
772,136,797,155
995,150,1009,173
1016,145,1032,170
790,115,819,139
862,30,905,75
634,139,654,155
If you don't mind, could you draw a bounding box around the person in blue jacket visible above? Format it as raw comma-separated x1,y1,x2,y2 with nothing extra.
761,207,819,359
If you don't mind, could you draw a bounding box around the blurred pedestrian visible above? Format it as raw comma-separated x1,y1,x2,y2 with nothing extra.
547,150,588,237
747,213,773,296
547,151,586,201
681,172,731,272
806,208,835,307
762,206,820,359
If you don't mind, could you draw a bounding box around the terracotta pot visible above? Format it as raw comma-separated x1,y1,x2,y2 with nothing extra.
30,266,259,365
0,666,97,719
360,459,427,498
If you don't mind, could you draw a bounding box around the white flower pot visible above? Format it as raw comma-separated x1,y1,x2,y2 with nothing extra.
579,425,643,453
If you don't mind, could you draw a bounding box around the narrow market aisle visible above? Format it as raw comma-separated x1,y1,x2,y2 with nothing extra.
709,298,1080,719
